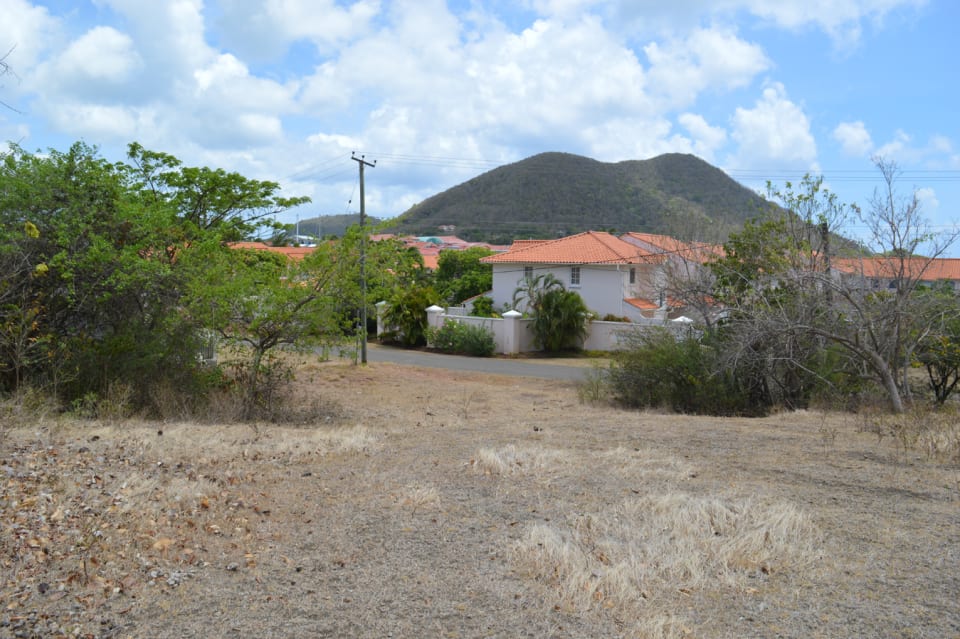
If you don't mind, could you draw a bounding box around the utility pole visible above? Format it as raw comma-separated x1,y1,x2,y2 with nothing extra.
351,152,376,364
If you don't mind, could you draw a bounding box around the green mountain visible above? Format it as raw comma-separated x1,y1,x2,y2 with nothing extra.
294,213,384,239
385,152,776,244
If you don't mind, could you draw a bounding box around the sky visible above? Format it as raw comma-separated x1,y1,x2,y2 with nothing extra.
1,0,958,251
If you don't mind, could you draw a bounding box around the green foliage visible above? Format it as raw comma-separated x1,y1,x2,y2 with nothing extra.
381,286,440,347
606,328,763,416
915,290,960,405
434,247,494,304
426,320,496,357
469,296,496,318
0,141,314,418
126,142,310,241
387,152,769,243
183,241,348,419
513,274,590,352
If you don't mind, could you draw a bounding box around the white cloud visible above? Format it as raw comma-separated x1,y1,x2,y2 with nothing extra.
833,121,874,156
0,0,61,70
874,129,913,160
678,113,728,161
916,186,939,210
644,28,769,108
612,0,925,47
736,0,925,46
57,26,141,82
730,82,817,167
46,102,140,140
215,0,381,60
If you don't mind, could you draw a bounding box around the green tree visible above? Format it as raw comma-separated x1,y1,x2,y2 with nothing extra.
0,142,195,401
125,142,309,241
434,247,493,304
513,273,591,352
381,286,440,347
0,142,313,414
710,163,959,413
183,241,347,418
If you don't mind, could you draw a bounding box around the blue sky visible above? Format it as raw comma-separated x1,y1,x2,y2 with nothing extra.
2,0,958,252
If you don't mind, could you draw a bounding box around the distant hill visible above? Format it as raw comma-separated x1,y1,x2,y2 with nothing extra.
294,213,384,239
385,152,777,244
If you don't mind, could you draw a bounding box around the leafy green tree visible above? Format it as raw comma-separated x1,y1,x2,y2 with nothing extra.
183,241,347,418
434,247,493,304
125,142,309,241
914,286,960,405
513,273,590,352
381,286,440,347
0,142,196,401
0,142,313,415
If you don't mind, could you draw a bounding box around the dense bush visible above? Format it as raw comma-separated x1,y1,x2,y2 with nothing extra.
513,274,590,353
381,286,440,347
427,320,496,357
469,295,497,318
607,328,765,416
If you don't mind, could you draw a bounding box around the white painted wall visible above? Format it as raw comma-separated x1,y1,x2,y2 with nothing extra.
490,262,662,320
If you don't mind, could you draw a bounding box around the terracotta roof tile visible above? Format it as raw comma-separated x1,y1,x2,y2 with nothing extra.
833,257,960,281
621,232,724,262
481,231,662,265
229,242,315,261
624,297,659,310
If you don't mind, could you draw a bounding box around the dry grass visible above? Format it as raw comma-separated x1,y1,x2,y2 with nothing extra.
469,444,572,476
2,362,958,639
512,495,820,610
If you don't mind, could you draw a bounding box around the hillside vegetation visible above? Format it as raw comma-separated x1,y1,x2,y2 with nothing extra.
386,152,775,243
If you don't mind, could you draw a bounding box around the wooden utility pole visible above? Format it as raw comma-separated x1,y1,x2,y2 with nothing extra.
351,152,376,364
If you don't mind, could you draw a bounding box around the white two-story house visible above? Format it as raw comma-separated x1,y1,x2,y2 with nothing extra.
480,231,669,321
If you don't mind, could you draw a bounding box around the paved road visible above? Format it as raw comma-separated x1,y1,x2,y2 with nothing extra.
363,343,593,381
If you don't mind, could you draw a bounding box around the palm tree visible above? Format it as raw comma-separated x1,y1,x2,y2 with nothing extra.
512,273,590,352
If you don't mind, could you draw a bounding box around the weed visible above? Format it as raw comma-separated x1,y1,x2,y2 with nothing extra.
577,363,609,404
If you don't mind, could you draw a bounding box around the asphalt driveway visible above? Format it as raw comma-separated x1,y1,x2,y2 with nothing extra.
364,343,597,381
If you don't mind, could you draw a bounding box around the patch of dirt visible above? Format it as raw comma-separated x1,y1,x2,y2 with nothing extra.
2,362,958,638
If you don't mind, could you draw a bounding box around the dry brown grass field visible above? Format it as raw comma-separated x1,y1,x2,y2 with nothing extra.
2,360,958,638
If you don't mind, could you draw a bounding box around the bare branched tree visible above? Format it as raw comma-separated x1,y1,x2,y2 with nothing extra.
712,160,960,413
1,45,22,113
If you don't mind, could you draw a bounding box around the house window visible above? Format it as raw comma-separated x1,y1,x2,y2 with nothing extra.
524,266,533,280
570,266,581,287
629,267,636,284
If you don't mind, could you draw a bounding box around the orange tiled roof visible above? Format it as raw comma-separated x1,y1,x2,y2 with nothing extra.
624,297,659,310
481,231,662,265
832,257,960,281
229,242,316,261
621,232,724,262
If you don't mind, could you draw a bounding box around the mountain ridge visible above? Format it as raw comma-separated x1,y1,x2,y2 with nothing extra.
384,152,776,244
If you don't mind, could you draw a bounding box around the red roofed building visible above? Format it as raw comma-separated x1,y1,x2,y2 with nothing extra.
832,256,960,292
481,231,670,320
228,242,316,262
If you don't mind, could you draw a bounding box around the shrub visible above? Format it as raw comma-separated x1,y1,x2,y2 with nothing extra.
381,286,440,347
427,320,496,357
470,296,497,318
513,274,590,353
607,328,761,416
